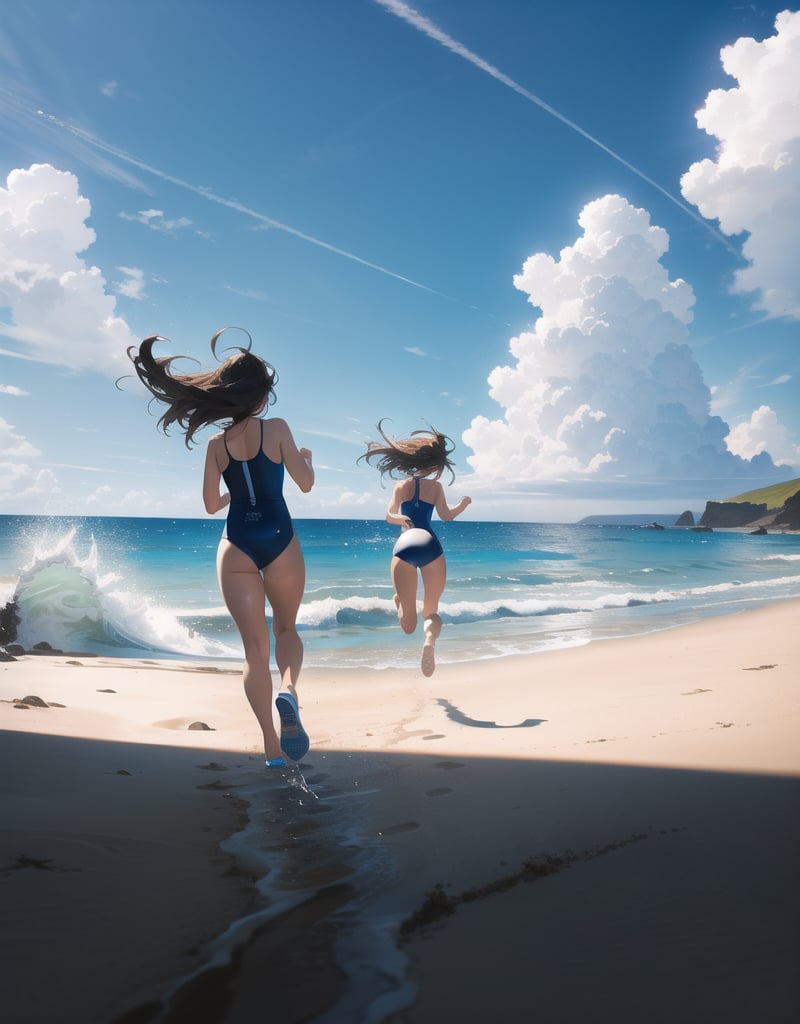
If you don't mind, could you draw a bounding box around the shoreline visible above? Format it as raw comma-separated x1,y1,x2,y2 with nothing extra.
2,599,799,1022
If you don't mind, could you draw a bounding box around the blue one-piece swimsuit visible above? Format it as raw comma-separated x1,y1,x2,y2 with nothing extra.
392,477,444,569
222,421,294,570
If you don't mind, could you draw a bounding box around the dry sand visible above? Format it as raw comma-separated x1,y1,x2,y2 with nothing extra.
2,600,798,1023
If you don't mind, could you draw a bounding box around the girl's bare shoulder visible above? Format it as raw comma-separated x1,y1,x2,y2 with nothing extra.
419,477,443,501
263,416,290,438
393,476,414,495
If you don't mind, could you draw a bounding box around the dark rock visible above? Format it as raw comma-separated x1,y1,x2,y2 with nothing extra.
691,526,713,532
5,643,25,657
750,526,768,535
20,695,49,708
674,510,695,527
773,490,800,530
699,500,768,528
0,646,17,662
188,721,214,731
642,522,664,530
0,600,20,646
29,644,64,655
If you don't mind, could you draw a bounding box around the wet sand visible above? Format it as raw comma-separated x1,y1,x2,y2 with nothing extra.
2,600,799,1022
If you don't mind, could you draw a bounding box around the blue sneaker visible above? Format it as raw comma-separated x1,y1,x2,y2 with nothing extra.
276,691,310,761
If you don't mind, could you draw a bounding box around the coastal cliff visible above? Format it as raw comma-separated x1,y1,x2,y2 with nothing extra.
699,501,769,528
698,478,800,530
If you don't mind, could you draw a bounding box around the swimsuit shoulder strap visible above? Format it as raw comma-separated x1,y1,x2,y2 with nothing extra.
413,476,420,504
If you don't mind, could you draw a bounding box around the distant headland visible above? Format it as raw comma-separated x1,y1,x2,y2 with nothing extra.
577,477,800,531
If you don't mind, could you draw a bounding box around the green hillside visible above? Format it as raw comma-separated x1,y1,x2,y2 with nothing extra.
725,477,800,508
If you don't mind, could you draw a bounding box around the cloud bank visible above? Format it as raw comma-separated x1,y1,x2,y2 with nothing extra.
681,9,800,319
463,194,782,485
725,404,800,466
0,163,135,374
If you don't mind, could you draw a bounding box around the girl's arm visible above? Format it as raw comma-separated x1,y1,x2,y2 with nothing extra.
277,418,315,493
202,435,231,514
434,485,472,522
386,482,412,527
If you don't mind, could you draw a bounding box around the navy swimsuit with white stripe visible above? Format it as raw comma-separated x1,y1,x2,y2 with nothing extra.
222,420,294,569
392,477,444,569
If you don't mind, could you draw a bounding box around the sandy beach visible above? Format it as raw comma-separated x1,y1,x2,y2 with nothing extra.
2,600,799,1023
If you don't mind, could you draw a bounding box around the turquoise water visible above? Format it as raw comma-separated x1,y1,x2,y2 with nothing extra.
1,514,798,667
2,511,798,1021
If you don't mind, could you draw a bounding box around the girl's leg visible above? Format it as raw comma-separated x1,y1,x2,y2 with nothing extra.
262,534,306,696
217,540,281,760
263,535,310,761
391,556,418,634
419,555,446,619
419,556,446,676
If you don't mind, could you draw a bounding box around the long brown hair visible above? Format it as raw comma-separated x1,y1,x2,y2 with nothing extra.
125,327,277,447
359,419,456,483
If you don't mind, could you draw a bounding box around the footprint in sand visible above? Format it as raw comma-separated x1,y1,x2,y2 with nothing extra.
376,821,419,836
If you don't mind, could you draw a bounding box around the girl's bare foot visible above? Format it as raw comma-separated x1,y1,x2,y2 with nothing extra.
421,613,442,676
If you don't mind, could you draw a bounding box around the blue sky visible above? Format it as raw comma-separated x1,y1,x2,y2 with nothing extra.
1,0,798,523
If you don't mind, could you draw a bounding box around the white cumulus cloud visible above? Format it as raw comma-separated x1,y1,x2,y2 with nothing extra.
463,194,781,484
681,10,800,319
0,163,136,375
726,404,800,466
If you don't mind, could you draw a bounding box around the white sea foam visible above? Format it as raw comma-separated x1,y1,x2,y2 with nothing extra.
2,516,798,666
6,527,238,657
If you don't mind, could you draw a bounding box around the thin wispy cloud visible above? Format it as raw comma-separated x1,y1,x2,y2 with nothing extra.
37,110,445,297
113,266,146,300
119,208,193,232
225,285,271,302
373,0,735,251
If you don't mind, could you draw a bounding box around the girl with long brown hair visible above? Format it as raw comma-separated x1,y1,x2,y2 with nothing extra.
360,421,472,675
127,327,314,768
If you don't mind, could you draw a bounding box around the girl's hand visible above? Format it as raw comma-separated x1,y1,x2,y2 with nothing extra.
461,496,472,508
300,447,313,462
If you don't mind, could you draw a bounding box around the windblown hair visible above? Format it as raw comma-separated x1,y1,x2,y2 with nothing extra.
125,327,277,448
359,419,456,483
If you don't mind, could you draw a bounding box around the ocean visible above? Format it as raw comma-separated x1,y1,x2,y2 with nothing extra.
2,514,798,667
4,511,799,1020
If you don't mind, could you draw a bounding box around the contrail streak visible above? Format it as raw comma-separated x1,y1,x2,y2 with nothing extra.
37,109,445,296
372,0,735,251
